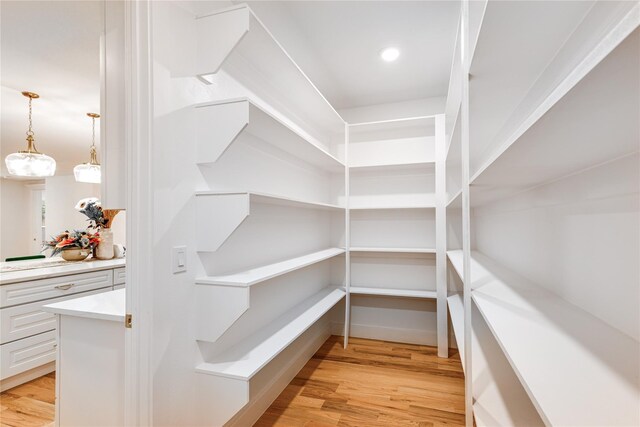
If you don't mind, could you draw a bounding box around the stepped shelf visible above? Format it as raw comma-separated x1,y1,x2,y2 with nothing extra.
196,98,343,171
196,248,345,287
197,287,345,380
350,287,436,299
446,293,465,367
447,250,640,426
349,247,436,254
196,5,344,148
196,191,344,252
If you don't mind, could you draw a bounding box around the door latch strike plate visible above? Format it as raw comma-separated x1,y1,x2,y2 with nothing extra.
125,313,132,328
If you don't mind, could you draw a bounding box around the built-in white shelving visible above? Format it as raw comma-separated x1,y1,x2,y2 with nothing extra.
349,204,436,211
469,1,639,186
196,248,344,287
196,5,345,148
446,293,464,365
470,24,639,206
349,247,435,254
196,98,344,171
447,250,639,427
197,287,345,380
350,287,436,299
196,191,344,211
349,161,435,173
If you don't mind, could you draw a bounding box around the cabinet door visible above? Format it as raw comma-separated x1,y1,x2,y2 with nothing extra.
0,330,56,380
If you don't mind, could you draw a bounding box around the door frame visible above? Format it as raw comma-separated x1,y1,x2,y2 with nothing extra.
123,0,153,425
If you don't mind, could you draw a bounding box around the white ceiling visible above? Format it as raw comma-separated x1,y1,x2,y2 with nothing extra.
243,1,460,110
1,1,103,178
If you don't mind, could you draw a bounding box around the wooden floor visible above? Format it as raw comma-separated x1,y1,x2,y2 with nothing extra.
0,337,465,427
255,336,465,427
0,372,55,427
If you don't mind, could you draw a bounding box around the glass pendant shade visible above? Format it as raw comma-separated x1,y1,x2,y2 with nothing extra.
74,113,101,184
5,92,56,177
5,150,56,177
73,163,101,183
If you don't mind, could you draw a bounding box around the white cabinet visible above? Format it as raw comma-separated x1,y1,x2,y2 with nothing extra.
0,261,125,390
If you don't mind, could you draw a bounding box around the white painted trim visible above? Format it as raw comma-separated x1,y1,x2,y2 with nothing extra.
343,123,351,348
461,1,473,425
435,113,448,358
124,0,153,425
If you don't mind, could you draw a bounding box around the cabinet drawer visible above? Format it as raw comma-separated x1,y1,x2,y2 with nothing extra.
0,270,113,308
113,267,126,285
0,330,56,380
0,287,111,344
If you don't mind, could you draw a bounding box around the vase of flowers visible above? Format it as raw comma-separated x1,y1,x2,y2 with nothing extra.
76,198,122,260
44,230,101,261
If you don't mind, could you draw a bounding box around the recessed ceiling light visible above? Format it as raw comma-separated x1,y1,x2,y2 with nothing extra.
380,47,400,62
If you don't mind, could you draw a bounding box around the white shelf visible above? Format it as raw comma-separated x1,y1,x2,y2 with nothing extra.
195,191,344,211
448,250,640,426
349,203,435,211
350,287,436,299
446,250,464,279
196,98,343,172
196,248,345,287
196,5,344,147
469,2,639,199
196,287,345,380
349,161,435,173
446,189,462,208
349,247,435,254
446,293,465,367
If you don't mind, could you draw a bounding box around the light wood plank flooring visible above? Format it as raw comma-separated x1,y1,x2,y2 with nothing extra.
0,372,55,427
255,335,465,426
0,337,465,427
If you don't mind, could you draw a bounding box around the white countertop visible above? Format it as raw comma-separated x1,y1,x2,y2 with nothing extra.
0,257,125,285
43,288,125,322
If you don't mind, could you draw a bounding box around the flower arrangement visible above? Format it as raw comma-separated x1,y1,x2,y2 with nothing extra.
75,198,121,229
44,230,101,257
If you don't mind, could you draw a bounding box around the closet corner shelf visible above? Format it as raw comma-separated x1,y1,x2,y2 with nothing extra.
195,97,344,172
446,293,464,367
349,287,437,299
195,4,344,142
448,249,640,426
196,287,345,381
196,248,345,287
195,191,345,211
349,161,435,173
349,247,436,254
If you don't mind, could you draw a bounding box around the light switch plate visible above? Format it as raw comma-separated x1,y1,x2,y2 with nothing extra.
172,246,187,274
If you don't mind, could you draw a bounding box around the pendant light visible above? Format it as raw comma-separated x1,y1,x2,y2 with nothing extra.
73,113,101,184
5,91,56,177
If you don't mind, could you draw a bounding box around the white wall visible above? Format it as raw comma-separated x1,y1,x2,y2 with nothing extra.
339,96,445,124
0,178,31,260
473,153,639,341
45,174,100,237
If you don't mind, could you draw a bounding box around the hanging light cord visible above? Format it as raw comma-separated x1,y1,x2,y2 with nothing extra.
89,115,98,165
22,94,40,154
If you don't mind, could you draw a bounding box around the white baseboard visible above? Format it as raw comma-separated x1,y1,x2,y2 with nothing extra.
332,321,438,346
0,361,55,392
225,321,330,427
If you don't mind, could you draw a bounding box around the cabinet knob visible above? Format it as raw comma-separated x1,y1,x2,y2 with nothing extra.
55,284,75,291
